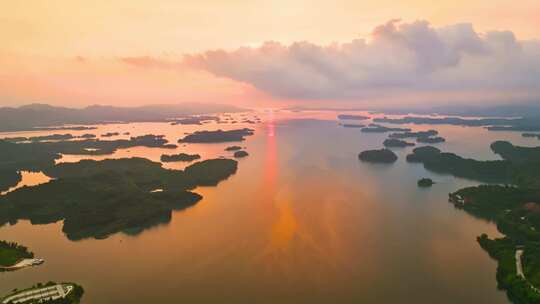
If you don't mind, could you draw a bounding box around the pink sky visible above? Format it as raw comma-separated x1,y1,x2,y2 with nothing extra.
1,0,539,108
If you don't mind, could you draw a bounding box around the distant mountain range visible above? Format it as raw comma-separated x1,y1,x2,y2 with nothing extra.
0,103,246,132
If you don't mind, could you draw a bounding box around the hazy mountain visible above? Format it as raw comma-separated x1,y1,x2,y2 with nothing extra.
0,103,246,132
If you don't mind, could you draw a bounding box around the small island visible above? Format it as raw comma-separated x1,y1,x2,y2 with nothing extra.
389,130,438,139
417,178,435,187
1,282,84,304
160,153,201,162
225,146,242,151
417,136,446,144
358,149,398,163
233,150,249,158
171,115,219,125
361,124,412,133
337,114,369,120
101,132,120,137
0,240,38,271
383,138,415,148
341,124,365,128
179,128,254,143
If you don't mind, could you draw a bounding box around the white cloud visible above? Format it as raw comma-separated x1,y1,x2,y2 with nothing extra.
183,20,540,101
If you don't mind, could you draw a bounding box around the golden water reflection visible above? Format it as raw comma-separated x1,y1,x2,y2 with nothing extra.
0,110,527,303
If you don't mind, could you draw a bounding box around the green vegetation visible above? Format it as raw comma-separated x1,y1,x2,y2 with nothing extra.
438,140,540,303
0,171,22,193
0,135,176,192
0,158,238,240
406,146,514,183
383,138,415,148
491,141,540,163
358,149,398,163
160,153,201,162
179,128,254,143
477,236,540,303
0,241,34,267
417,178,434,187
233,151,249,158
406,146,441,162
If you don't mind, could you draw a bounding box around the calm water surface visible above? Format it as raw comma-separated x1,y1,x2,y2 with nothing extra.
1,110,537,303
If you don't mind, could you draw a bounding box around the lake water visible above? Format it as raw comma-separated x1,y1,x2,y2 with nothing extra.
1,110,537,303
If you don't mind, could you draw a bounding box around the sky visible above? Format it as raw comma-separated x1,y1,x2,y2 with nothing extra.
1,0,539,109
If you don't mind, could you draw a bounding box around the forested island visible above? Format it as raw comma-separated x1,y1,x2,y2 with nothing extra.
171,115,219,125
161,153,201,162
417,136,446,144
417,178,434,187
179,128,254,143
389,130,438,139
225,146,242,151
383,138,415,148
233,151,249,158
358,149,398,163
0,157,238,240
0,240,34,268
